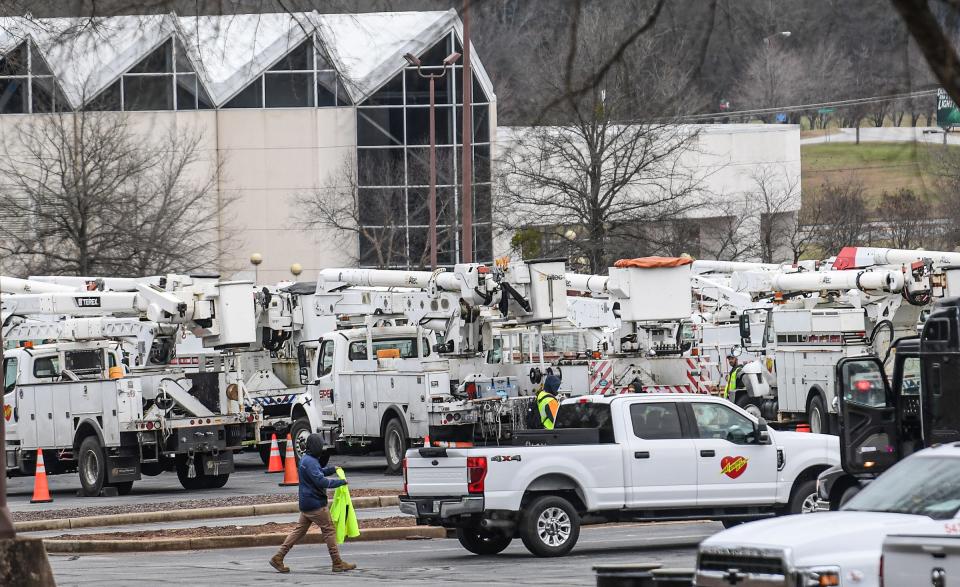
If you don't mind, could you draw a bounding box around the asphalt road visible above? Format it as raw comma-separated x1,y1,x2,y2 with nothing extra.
47,521,717,586
800,126,960,145
7,452,400,513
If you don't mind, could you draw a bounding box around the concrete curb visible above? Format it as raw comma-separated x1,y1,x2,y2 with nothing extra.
43,526,451,553
17,495,401,533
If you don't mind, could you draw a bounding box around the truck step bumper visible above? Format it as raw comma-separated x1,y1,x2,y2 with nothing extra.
399,495,484,522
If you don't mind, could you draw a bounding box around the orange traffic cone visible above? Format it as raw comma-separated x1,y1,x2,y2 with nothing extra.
31,449,53,504
423,434,431,447
279,434,299,487
265,434,283,474
796,423,811,433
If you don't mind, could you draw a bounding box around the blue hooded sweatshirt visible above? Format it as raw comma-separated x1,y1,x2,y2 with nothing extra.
298,453,346,512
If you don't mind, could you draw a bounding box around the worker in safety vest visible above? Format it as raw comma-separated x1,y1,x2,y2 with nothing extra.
537,374,562,430
723,353,742,400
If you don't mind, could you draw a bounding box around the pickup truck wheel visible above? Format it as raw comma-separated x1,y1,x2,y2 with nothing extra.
520,495,580,557
838,486,860,508
808,395,828,434
291,417,312,462
789,479,819,515
456,527,512,555
78,436,107,497
383,418,406,475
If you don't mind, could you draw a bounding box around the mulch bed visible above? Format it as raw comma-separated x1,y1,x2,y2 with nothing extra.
13,488,399,523
48,517,414,541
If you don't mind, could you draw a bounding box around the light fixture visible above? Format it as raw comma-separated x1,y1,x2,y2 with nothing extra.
403,52,421,67
442,51,461,66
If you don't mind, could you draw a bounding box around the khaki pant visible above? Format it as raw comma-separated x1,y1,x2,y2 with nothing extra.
278,507,340,561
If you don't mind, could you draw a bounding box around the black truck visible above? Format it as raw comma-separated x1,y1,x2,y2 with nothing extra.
817,297,960,509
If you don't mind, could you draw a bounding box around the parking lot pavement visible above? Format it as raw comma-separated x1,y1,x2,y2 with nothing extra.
8,453,400,514
47,521,719,586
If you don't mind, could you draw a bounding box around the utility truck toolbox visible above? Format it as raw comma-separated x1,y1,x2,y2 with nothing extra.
401,394,839,558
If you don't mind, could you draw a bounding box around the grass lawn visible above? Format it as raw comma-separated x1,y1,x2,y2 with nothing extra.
801,141,959,201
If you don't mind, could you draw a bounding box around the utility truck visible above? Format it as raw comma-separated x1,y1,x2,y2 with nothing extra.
401,393,839,557
2,277,261,495
726,247,955,433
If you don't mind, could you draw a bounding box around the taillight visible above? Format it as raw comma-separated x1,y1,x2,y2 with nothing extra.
402,458,408,495
467,456,487,494
465,382,477,400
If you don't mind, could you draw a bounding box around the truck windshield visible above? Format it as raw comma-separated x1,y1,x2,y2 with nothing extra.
3,357,16,393
843,455,960,520
554,402,615,443
348,338,428,360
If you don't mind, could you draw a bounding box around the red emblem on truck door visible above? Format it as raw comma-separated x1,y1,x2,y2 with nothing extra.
720,456,749,479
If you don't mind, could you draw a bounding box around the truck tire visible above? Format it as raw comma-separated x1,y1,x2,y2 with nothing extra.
735,394,763,419
519,495,581,557
788,479,819,515
175,455,206,491
203,473,230,489
383,418,406,475
290,417,312,463
110,481,134,496
808,395,829,434
838,485,860,508
78,436,107,497
456,527,512,555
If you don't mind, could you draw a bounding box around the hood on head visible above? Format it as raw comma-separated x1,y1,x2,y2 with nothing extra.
306,433,326,458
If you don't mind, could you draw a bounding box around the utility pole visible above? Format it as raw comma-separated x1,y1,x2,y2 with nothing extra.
461,0,474,263
405,50,461,269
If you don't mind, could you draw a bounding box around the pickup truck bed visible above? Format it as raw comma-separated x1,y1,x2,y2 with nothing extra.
401,394,839,557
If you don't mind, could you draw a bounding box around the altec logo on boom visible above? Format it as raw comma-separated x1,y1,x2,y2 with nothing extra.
720,456,749,479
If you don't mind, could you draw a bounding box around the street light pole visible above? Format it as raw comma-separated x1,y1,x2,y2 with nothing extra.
405,51,461,270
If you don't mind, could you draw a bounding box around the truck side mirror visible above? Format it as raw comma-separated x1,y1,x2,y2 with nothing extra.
738,314,751,343
296,344,309,385
756,417,771,445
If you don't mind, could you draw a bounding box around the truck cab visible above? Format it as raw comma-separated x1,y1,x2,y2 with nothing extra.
819,297,960,508
295,325,447,473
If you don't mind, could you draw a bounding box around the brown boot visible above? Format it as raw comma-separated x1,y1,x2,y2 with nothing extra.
270,553,290,573
332,558,357,572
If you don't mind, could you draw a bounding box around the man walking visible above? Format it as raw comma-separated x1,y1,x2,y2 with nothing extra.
270,434,356,573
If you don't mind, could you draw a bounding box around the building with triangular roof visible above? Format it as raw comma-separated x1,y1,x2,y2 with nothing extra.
0,10,495,281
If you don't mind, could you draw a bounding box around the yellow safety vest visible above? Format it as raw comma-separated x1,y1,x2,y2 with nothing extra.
724,366,742,399
330,467,360,544
537,391,559,430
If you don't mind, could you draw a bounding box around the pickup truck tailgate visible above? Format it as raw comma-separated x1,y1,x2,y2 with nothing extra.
405,451,469,496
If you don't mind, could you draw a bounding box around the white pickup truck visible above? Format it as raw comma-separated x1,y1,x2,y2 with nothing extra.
696,443,960,587
400,394,839,557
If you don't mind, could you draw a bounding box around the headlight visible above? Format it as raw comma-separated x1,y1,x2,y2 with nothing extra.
801,566,841,586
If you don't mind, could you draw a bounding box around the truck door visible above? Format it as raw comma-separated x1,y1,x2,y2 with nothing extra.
835,357,899,476
688,401,778,506
920,310,960,446
3,357,19,441
623,400,698,507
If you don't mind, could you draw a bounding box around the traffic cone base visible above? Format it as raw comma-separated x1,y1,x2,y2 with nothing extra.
279,433,299,487
31,449,53,504
265,433,284,474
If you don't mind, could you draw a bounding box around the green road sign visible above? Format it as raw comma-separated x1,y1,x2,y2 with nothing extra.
938,88,960,128
817,107,835,114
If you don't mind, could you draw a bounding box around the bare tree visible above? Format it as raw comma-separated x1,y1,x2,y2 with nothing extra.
806,179,872,256
732,43,806,122
0,110,225,276
297,153,458,269
746,165,802,263
876,188,936,249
